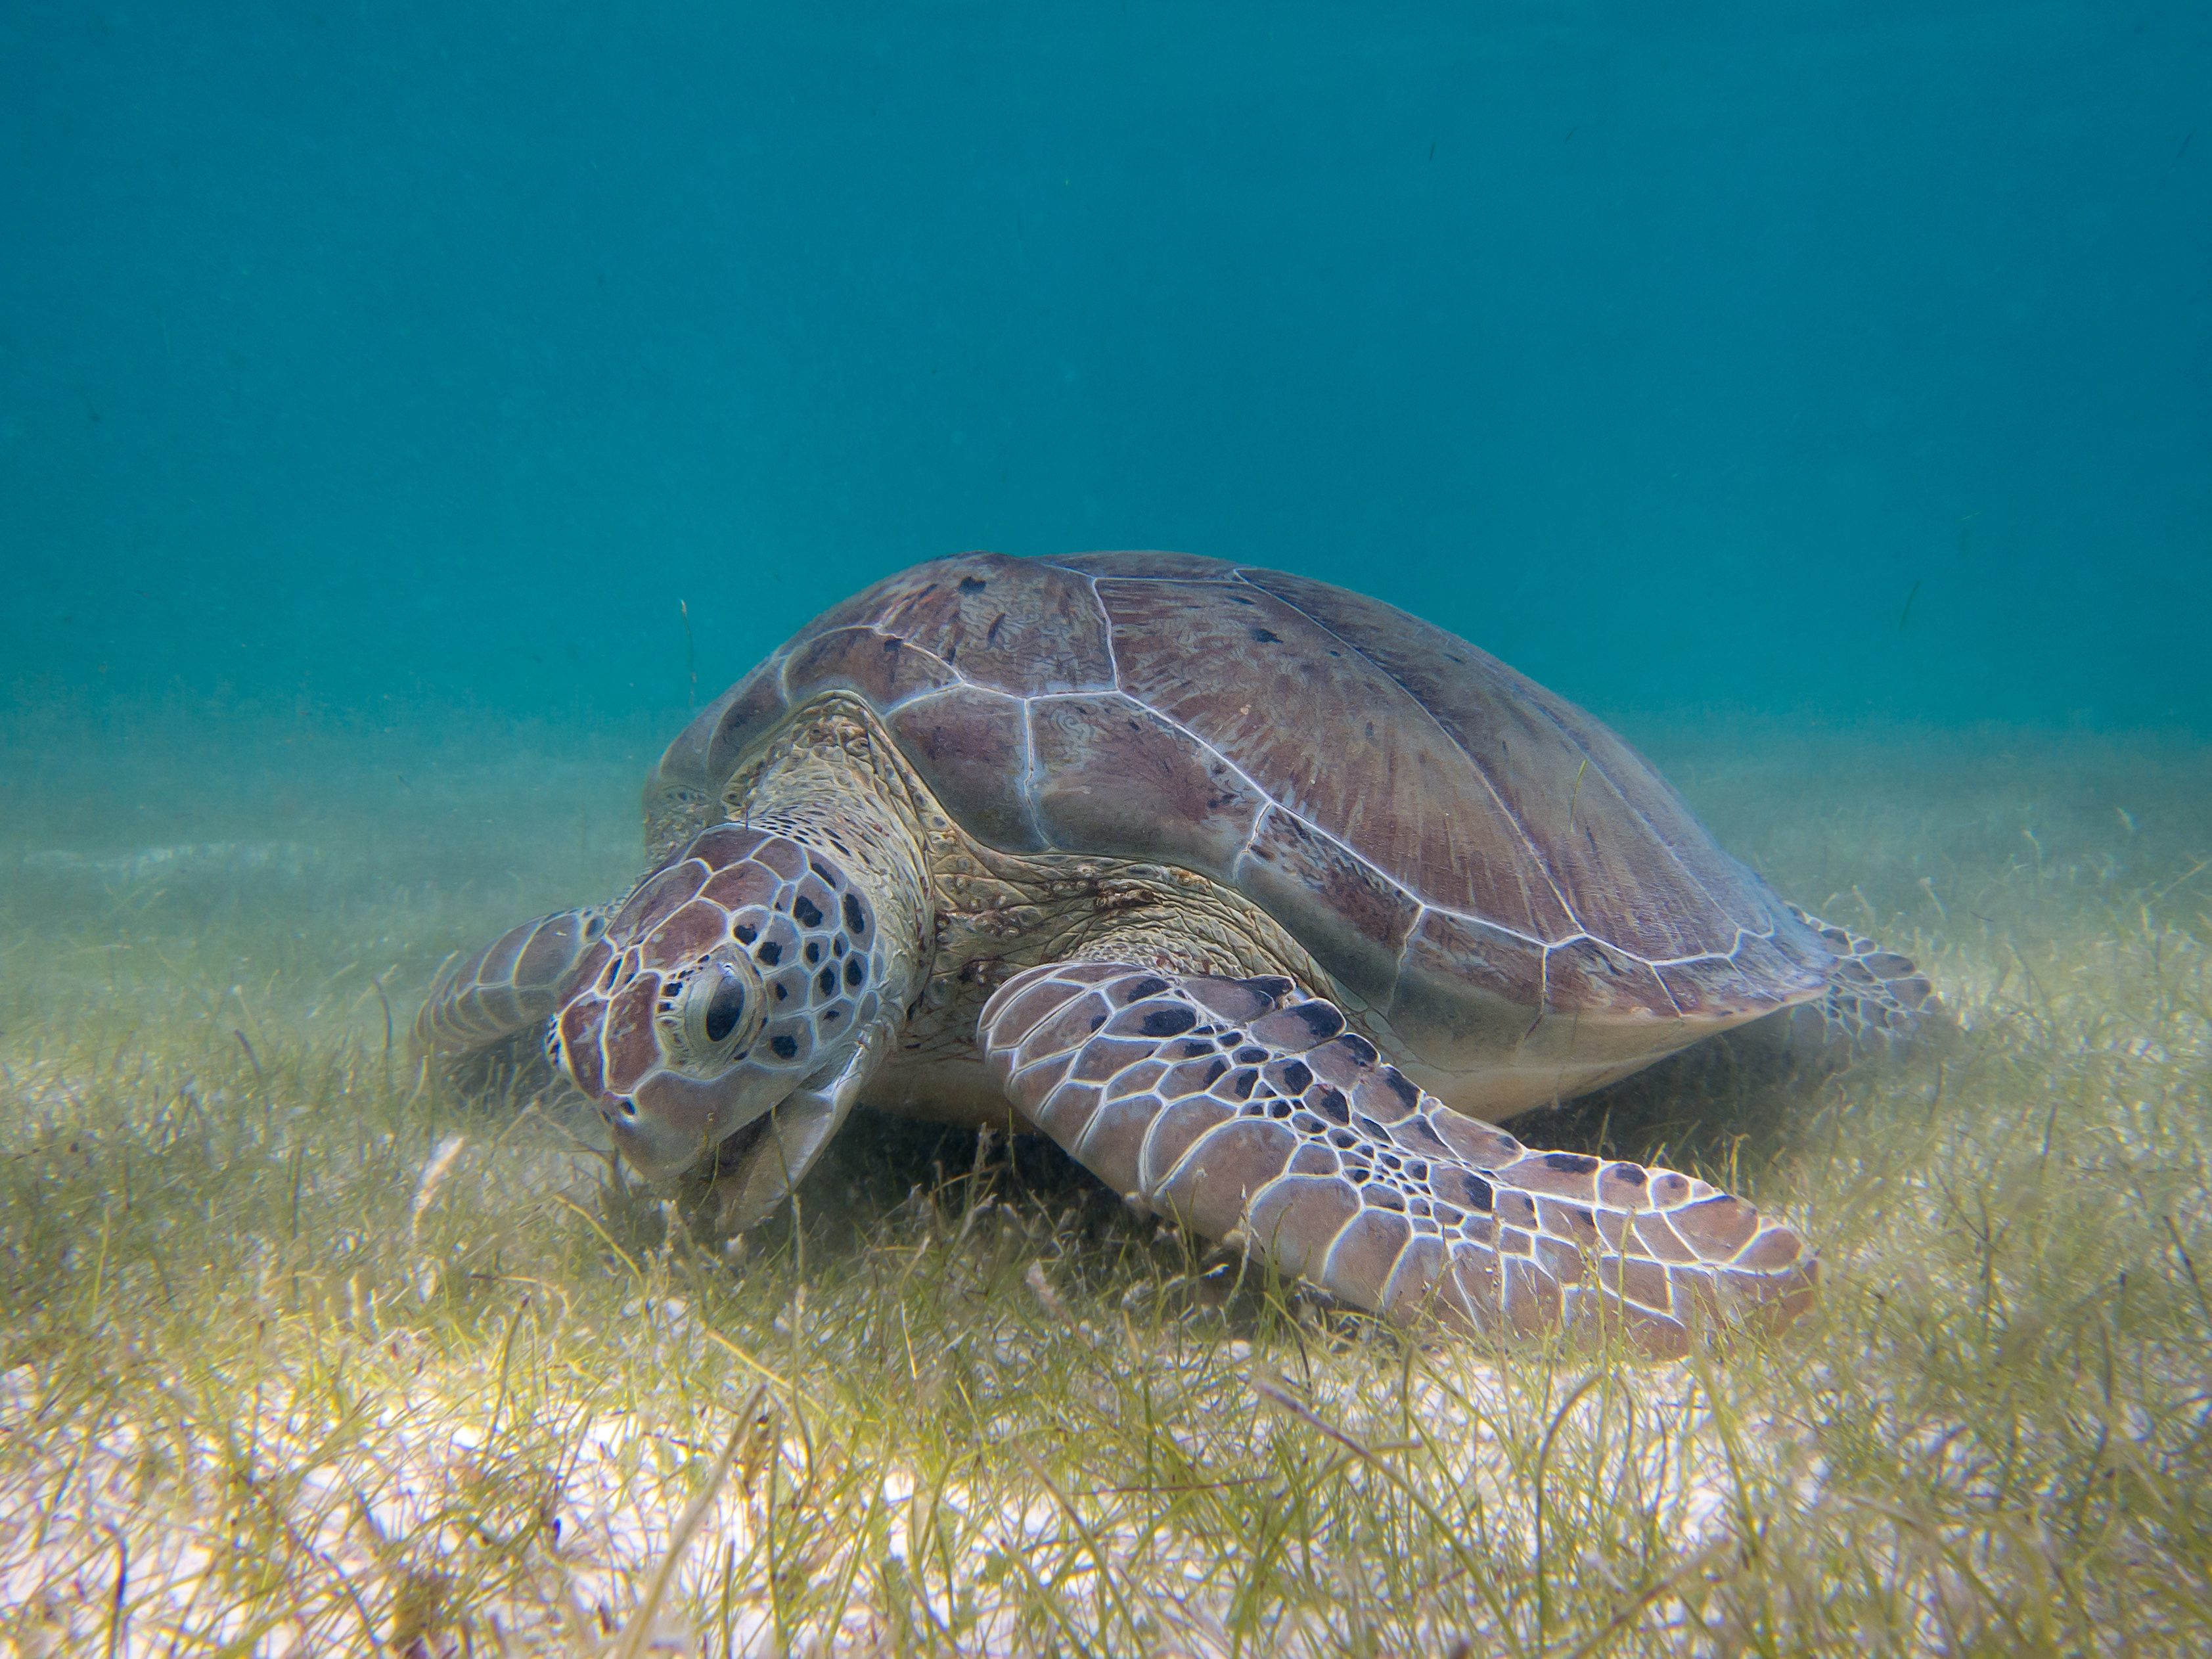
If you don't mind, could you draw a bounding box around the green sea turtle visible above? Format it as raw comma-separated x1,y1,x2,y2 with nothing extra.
417,551,1936,1356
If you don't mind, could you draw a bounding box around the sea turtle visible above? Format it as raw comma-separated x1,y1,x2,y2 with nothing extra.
417,551,1936,1356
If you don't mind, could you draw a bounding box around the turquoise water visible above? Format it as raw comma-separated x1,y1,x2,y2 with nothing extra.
4,1,2207,738
6,11,2212,1649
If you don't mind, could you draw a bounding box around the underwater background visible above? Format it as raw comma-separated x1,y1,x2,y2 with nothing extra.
7,7,2212,1652
4,0,2207,738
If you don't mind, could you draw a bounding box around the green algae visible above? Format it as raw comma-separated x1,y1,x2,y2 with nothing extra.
0,708,2205,1656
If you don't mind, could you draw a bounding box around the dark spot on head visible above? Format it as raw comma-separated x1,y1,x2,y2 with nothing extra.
1268,1098,1292,1118
1281,1060,1313,1092
805,941,822,965
1405,1160,1430,1182
1250,627,1281,644
1234,1046,1268,1064
1139,1006,1196,1038
1124,976,1169,1002
1608,1162,1647,1186
959,575,987,593
773,983,788,1001
1545,1152,1600,1175
1241,975,1294,1002
822,1007,842,1023
792,896,824,928
808,858,838,885
1202,1058,1228,1087
986,612,1006,646
1357,1116,1391,1141
832,934,847,957
733,922,758,945
1330,1035,1377,1070
1088,1013,1105,1032
1461,1172,1495,1210
843,892,867,935
1328,1129,1356,1150
1178,1039,1211,1058
1382,1069,1422,1112
882,635,903,655
771,1034,798,1059
817,966,837,995
1229,1069,1258,1101
1227,593,1254,605
1287,1002,1347,1042
755,941,783,966
844,957,865,988
1317,1087,1350,1124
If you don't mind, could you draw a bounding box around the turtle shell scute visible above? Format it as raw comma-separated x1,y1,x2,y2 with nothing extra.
645,551,1837,1025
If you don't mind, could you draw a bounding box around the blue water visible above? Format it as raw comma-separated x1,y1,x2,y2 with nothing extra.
3,1,2206,733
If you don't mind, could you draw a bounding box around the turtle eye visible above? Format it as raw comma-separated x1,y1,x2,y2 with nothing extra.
656,945,765,1076
702,974,747,1043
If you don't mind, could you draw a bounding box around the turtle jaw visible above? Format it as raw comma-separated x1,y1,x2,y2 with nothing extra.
551,974,841,1187
606,1064,796,1189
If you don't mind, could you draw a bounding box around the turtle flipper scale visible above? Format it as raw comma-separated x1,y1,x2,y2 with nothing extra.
413,907,608,1060
980,963,1817,1359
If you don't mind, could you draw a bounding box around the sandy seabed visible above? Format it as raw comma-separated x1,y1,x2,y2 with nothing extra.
1,702,2205,1656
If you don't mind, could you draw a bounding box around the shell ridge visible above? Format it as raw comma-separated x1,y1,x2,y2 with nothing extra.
889,679,998,709
1071,570,1125,691
1096,696,1286,838
1016,698,1055,850
867,624,964,688
1390,902,1431,989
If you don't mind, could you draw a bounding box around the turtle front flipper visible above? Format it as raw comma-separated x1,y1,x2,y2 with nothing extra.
413,907,608,1059
980,963,1817,1359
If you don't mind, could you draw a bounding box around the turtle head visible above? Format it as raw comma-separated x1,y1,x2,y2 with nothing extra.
547,823,898,1185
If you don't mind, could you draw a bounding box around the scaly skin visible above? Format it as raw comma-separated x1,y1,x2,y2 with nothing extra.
978,961,1814,1359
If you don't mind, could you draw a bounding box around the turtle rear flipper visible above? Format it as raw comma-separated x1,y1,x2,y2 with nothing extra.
1788,906,1946,1053
980,961,1816,1359
412,907,608,1060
